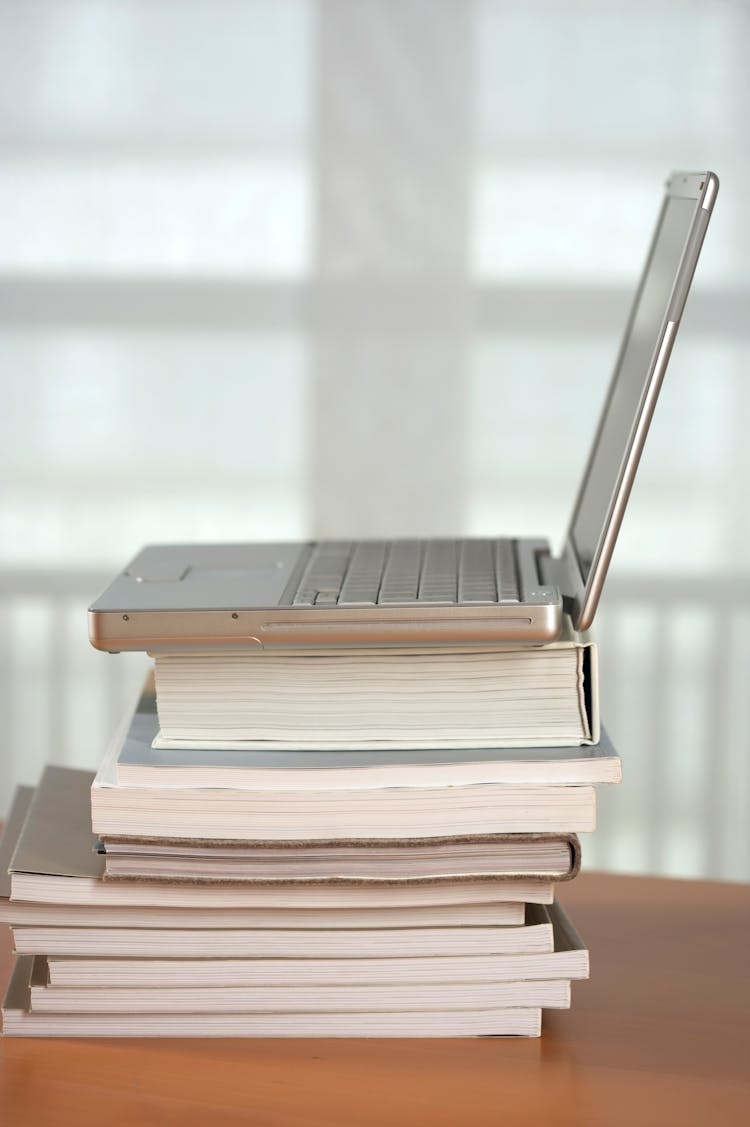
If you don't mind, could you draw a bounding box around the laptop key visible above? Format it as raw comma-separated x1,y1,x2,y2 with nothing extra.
459,540,497,603
293,542,353,605
338,541,388,605
496,539,520,603
378,540,422,603
418,540,458,603
292,589,318,606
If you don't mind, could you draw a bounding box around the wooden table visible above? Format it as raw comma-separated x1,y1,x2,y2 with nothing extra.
0,872,748,1126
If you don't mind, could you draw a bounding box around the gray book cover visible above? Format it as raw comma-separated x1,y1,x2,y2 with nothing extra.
0,786,35,896
118,683,620,778
9,766,103,880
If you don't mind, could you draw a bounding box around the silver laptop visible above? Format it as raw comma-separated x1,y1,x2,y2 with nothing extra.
89,171,718,653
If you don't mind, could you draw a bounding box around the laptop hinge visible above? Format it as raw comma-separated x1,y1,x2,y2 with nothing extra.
538,548,581,620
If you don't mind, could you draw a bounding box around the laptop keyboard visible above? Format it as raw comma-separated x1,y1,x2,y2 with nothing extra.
290,539,520,607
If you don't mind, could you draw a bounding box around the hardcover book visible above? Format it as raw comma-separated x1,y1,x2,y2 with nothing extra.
151,620,599,750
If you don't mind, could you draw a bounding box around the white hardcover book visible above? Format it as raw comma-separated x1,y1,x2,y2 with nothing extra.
151,624,599,750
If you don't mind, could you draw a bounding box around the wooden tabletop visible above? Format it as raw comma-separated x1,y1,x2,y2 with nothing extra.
0,871,748,1126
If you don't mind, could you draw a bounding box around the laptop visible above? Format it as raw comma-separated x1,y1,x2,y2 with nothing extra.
89,170,718,653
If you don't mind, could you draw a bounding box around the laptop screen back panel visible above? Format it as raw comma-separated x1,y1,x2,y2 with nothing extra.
561,171,718,631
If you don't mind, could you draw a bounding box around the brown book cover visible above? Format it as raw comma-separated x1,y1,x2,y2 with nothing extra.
100,832,582,885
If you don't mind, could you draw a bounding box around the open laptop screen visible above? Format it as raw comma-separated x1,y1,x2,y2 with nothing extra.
569,191,703,587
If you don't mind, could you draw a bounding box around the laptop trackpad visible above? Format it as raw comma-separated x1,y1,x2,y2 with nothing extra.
131,563,190,583
128,545,301,608
185,565,287,603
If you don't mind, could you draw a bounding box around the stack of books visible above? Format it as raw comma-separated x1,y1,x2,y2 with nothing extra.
2,169,719,1036
1,623,620,1037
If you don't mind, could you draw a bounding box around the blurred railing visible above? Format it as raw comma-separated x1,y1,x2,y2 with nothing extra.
594,574,750,880
1,567,748,880
0,568,149,809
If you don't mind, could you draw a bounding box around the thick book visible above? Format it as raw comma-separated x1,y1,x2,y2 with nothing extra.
91,777,596,841
93,728,597,839
117,680,620,789
91,779,595,841
2,959,543,1036
5,773,553,910
151,621,599,750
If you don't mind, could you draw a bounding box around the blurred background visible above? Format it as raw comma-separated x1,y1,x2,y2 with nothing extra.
0,0,748,880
